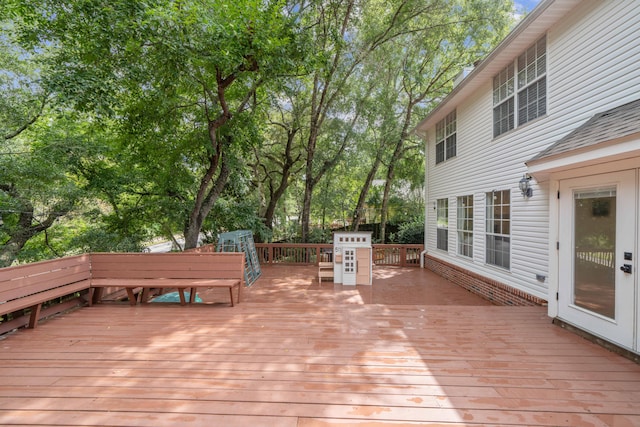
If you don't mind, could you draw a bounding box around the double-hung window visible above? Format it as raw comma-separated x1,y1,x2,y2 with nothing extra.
492,35,546,138
435,110,456,164
457,195,473,258
492,64,514,137
486,190,510,269
436,198,449,251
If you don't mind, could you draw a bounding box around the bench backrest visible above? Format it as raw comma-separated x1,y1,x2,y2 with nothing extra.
0,255,91,303
89,252,245,281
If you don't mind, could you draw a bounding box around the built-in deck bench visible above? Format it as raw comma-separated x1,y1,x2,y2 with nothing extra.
0,255,92,330
90,252,245,306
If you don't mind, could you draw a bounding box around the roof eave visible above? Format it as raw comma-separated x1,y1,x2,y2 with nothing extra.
413,0,581,135
526,133,640,181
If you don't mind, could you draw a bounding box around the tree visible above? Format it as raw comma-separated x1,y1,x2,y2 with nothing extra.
292,0,514,242
0,20,81,266
354,0,514,242
9,0,305,250
297,0,428,242
0,115,90,266
3,0,517,259
350,56,403,232
252,88,306,237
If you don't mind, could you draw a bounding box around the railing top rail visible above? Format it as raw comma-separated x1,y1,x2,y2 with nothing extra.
254,243,423,248
372,244,424,248
254,243,332,248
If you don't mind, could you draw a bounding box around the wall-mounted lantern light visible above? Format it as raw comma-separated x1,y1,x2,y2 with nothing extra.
519,174,533,198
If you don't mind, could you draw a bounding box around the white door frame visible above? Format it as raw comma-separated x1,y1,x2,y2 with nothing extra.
557,170,637,350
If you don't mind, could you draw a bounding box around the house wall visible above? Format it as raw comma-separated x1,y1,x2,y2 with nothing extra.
425,0,640,302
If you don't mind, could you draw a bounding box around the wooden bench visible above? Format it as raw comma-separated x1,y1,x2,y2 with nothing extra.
89,252,245,306
0,255,92,330
318,262,334,283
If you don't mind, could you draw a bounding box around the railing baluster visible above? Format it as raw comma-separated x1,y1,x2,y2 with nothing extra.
252,243,423,266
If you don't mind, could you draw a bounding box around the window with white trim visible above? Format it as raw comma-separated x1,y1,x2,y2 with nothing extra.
457,195,473,258
436,198,448,251
492,64,514,137
485,190,510,269
493,35,546,138
435,110,456,164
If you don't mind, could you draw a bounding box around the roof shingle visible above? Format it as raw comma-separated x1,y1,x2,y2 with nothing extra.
528,98,640,162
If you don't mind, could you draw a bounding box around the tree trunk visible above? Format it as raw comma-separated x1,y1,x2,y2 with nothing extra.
301,171,314,242
183,149,232,250
351,145,384,231
300,113,320,242
379,171,392,244
263,164,293,231
0,201,72,267
379,104,415,242
262,126,301,231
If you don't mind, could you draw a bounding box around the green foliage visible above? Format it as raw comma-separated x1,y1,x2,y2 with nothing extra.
0,111,90,265
203,196,272,244
391,216,426,244
306,227,333,244
2,0,516,261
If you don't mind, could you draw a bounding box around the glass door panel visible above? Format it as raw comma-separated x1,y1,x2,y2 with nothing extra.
573,188,616,319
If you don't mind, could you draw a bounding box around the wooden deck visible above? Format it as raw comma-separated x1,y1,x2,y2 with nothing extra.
1,265,639,426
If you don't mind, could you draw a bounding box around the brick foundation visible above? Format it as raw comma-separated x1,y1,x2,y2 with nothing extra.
423,254,547,306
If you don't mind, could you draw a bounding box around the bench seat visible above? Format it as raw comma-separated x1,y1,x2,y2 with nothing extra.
0,255,92,329
89,252,245,307
0,280,92,315
1,252,245,333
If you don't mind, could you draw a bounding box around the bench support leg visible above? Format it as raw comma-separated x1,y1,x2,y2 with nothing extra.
92,288,104,305
28,304,42,329
125,288,137,306
141,288,151,304
177,289,186,306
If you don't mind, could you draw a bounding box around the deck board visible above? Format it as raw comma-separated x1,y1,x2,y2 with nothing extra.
1,265,639,426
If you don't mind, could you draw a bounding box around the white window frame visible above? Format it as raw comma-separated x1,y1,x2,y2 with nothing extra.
492,63,514,137
436,198,449,251
485,190,510,269
435,110,456,164
492,35,546,138
457,195,473,258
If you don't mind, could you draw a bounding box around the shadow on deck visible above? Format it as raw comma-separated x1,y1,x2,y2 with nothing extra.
216,264,495,306
1,265,639,426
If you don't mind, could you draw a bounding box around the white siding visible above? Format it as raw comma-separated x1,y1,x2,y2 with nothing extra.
425,0,640,300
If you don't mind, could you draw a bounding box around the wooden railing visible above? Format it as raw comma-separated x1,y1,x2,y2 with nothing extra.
254,243,423,267
372,244,424,267
254,243,332,265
